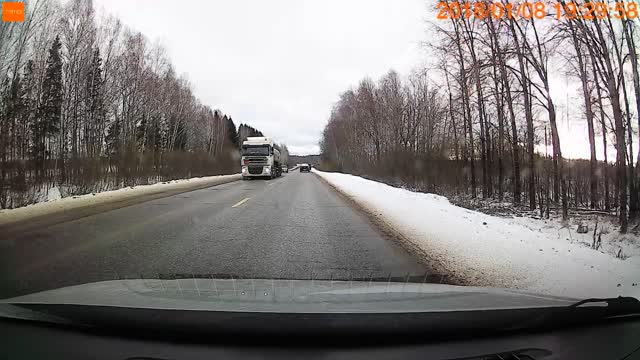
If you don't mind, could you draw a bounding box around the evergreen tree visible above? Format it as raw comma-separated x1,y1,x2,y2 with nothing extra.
85,48,105,157
8,74,25,162
136,115,147,148
18,60,35,159
0,76,18,181
41,35,63,136
0,74,23,153
105,118,121,155
32,35,63,173
226,116,238,148
149,115,162,151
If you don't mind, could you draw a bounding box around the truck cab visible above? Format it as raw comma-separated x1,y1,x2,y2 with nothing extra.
241,137,282,180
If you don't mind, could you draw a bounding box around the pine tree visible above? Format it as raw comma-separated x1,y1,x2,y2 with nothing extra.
8,74,25,161
237,123,245,144
226,116,238,148
85,48,104,157
105,118,121,156
18,60,35,160
150,115,162,151
136,114,147,149
32,35,63,176
0,75,20,192
0,77,10,206
41,35,63,136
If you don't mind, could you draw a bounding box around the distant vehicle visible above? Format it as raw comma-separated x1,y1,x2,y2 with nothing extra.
241,137,282,180
281,165,288,173
300,164,310,173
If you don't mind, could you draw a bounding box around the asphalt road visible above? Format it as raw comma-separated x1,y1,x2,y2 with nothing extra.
0,171,428,299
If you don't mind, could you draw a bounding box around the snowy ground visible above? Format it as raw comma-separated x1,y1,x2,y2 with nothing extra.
0,174,241,227
314,169,640,299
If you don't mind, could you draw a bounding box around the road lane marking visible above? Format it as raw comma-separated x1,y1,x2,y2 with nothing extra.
232,197,250,208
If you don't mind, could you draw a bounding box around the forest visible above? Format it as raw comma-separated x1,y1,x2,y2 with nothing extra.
320,1,640,233
0,0,278,209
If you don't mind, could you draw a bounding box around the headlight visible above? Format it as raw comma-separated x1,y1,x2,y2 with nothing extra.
242,166,248,174
262,166,271,174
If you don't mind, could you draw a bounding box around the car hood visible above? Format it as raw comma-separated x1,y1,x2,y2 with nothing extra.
0,278,578,313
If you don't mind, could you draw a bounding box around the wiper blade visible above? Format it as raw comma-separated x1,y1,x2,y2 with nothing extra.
506,297,640,331
569,296,640,317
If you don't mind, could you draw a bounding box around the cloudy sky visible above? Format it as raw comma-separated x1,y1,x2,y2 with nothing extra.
93,0,428,155
89,0,623,160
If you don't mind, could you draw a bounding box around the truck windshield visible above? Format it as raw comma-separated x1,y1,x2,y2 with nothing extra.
242,146,270,156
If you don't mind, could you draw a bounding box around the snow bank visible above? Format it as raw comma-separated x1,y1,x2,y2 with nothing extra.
46,187,62,202
314,169,640,299
0,174,241,227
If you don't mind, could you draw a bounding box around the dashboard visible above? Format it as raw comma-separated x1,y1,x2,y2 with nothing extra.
2,316,640,359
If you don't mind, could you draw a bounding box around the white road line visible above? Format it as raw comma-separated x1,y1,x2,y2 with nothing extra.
231,197,250,208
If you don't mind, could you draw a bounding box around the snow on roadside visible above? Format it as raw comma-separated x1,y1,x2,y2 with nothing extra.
509,216,640,260
0,174,241,227
314,169,640,299
46,187,62,202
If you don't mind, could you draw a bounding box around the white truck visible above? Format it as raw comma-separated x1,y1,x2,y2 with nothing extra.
241,137,282,180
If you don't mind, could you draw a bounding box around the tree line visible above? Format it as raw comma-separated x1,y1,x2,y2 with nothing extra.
320,1,639,233
0,0,268,209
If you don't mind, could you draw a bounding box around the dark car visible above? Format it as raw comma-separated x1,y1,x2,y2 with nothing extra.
300,164,310,172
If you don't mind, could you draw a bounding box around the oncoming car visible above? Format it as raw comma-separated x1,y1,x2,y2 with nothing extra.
300,164,310,172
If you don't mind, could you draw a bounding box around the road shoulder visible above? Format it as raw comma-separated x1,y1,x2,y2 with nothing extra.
313,171,461,285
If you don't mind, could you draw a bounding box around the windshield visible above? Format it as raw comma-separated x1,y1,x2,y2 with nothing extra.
242,145,270,156
0,0,639,317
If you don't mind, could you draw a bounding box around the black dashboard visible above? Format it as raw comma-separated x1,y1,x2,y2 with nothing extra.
2,316,640,359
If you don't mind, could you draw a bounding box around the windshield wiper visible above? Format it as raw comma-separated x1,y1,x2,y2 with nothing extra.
568,296,640,318
509,296,640,331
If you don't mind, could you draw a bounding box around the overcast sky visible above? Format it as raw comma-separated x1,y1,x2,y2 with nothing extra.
92,0,428,155
90,0,627,160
